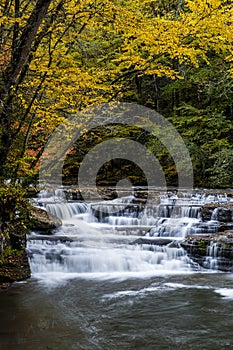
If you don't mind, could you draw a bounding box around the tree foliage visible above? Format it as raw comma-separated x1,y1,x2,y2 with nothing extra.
0,184,29,253
0,0,232,187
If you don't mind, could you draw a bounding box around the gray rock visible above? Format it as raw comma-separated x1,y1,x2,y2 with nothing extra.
201,203,233,222
181,232,233,272
29,206,62,232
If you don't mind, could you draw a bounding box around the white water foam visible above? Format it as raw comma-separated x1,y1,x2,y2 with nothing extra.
215,288,233,299
28,190,232,285
101,282,213,300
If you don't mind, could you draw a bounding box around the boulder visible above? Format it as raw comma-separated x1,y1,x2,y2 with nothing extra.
29,206,62,232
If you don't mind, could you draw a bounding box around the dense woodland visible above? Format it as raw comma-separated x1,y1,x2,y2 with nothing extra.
0,0,232,192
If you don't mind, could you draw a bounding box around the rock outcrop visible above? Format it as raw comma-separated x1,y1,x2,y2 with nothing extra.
201,203,233,222
29,206,62,232
181,231,233,272
0,205,62,287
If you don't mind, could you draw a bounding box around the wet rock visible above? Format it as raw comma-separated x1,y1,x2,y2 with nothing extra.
217,208,232,222
27,234,76,242
131,197,147,205
134,189,148,200
29,206,62,232
218,223,233,232
69,190,83,201
97,188,118,200
201,203,233,222
181,236,209,259
181,232,233,272
131,237,173,246
201,204,217,221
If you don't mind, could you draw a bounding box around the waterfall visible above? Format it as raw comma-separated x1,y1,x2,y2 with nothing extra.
44,202,88,220
27,189,232,281
205,242,219,270
211,207,219,221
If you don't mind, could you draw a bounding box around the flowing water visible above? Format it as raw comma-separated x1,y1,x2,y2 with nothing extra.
1,189,233,350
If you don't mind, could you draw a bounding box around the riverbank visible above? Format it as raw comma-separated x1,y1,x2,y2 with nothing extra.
0,250,30,288
0,205,62,288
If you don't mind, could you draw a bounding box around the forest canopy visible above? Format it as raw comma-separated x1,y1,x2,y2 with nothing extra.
0,0,232,187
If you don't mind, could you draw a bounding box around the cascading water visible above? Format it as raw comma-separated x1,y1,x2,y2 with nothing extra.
205,241,219,270
27,189,233,282
3,189,233,350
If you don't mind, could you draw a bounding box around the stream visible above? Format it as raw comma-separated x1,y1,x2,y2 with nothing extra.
0,188,233,350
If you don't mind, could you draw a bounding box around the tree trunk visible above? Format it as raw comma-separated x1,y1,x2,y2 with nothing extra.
2,0,52,92
0,0,52,180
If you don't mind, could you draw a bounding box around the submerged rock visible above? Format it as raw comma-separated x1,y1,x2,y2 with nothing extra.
29,206,62,232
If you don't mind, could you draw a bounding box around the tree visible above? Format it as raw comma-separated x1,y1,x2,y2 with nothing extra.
0,0,52,180
0,0,232,186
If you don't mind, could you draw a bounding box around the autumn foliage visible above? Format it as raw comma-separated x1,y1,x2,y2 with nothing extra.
0,0,232,186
